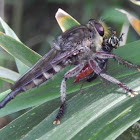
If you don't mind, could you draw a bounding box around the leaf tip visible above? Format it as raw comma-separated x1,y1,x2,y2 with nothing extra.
55,8,80,32
55,8,68,19
130,0,140,6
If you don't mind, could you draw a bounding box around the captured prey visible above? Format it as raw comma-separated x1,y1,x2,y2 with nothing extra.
0,19,140,125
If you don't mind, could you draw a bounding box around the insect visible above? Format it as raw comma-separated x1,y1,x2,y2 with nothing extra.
0,19,139,125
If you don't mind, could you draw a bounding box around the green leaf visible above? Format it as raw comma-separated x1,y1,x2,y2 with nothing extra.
0,66,20,83
27,75,140,140
0,17,20,41
115,9,140,36
0,9,140,140
0,32,41,68
55,8,80,32
0,17,28,74
0,72,140,140
0,17,42,74
0,91,77,140
0,89,11,101
0,40,139,121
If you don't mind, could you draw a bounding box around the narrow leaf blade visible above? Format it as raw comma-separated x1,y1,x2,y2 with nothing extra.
0,17,28,74
0,66,20,83
116,8,140,36
2,73,139,140
0,32,41,68
55,8,80,32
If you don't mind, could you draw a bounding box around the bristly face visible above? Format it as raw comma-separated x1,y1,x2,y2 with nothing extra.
102,31,124,52
87,19,123,52
108,32,124,48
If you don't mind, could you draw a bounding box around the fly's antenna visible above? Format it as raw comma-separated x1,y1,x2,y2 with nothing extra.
119,33,124,41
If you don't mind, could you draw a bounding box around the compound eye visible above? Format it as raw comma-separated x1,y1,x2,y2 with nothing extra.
94,23,104,37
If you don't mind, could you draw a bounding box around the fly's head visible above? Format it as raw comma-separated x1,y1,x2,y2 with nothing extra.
87,19,109,52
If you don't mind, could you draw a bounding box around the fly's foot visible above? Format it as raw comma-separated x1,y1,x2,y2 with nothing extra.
53,119,60,125
128,91,138,97
53,103,65,124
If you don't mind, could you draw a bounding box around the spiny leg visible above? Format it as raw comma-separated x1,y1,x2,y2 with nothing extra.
100,73,138,97
86,59,107,82
53,63,84,124
95,52,140,69
53,78,66,125
88,59,138,97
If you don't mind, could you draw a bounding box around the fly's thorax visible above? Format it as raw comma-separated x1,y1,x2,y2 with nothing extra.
82,37,92,47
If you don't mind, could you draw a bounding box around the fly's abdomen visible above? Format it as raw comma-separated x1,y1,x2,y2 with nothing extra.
0,61,65,109
22,64,64,91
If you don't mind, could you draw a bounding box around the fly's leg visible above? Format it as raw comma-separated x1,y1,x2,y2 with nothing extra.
53,64,84,124
89,59,138,97
95,52,140,70
53,78,66,125
86,60,107,82
99,73,138,97
52,40,61,50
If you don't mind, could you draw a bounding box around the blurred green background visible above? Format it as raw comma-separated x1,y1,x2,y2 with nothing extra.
0,0,139,139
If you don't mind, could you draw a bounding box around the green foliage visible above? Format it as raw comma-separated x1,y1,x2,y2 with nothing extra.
0,8,140,140
0,32,41,68
0,17,29,74
0,66,20,83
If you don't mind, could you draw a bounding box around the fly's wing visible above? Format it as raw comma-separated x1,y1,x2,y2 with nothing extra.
11,49,58,90
12,25,90,90
11,48,78,90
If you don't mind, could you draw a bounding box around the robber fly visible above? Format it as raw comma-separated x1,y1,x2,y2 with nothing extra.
0,19,139,125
